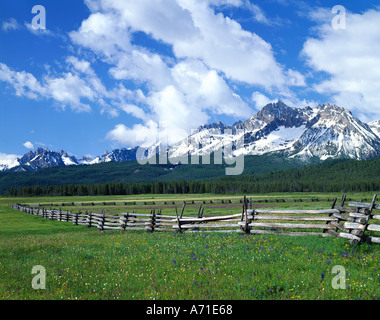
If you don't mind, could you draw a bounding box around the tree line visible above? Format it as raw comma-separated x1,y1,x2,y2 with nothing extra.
4,156,380,197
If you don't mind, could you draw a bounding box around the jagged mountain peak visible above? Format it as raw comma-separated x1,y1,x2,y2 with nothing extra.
169,101,380,162
258,100,291,116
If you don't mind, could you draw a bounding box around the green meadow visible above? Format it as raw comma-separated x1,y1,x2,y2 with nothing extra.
1,193,380,300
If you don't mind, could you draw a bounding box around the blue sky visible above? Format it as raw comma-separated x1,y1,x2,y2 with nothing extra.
1,0,380,162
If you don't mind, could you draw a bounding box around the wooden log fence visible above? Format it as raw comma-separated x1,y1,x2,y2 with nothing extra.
8,194,380,246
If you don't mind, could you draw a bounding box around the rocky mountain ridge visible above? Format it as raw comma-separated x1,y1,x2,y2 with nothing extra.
2,101,380,172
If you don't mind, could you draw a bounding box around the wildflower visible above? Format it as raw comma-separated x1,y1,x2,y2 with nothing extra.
321,272,325,282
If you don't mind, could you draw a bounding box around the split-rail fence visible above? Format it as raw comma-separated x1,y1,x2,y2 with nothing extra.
9,194,380,246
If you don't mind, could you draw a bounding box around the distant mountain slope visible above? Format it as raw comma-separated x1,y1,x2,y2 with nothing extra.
3,147,139,172
0,153,310,194
5,155,380,196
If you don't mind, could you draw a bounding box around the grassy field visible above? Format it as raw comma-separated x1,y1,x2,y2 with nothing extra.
1,193,380,300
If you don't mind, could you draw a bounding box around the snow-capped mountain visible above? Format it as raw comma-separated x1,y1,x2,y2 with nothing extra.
290,104,380,160
168,102,380,161
369,120,380,138
86,147,138,164
11,148,68,172
2,102,380,172
2,147,139,172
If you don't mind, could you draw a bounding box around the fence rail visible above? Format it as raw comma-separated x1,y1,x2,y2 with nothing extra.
9,194,380,246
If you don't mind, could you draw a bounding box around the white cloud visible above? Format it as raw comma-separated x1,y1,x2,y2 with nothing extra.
106,121,160,147
23,141,34,149
72,0,304,91
25,22,55,37
69,11,132,60
120,104,147,120
1,0,310,150
45,73,94,112
0,63,46,99
252,91,275,109
2,18,20,32
206,0,271,24
285,69,306,87
0,153,20,169
70,0,308,147
302,8,380,120
66,56,93,75
0,57,114,113
171,0,286,88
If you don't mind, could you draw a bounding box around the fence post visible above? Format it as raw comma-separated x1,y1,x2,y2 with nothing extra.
122,213,129,231
240,196,248,233
197,204,203,219
86,212,93,228
244,196,249,234
148,209,156,233
324,197,338,233
333,195,346,233
73,212,79,226
175,207,182,233
98,211,105,231
355,194,377,246
180,202,186,219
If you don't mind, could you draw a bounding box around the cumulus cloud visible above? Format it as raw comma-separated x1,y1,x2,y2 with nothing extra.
0,63,46,99
251,91,275,109
23,141,34,149
0,57,113,113
0,153,20,169
302,8,380,120
0,0,309,149
106,121,161,148
94,0,289,89
69,0,306,146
